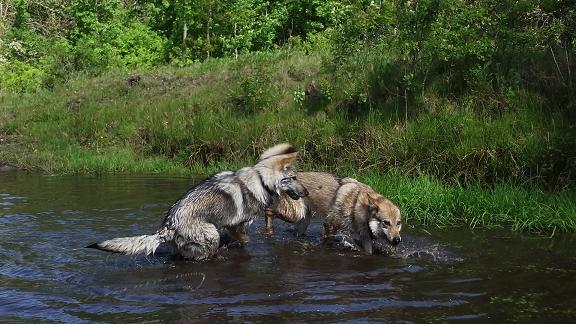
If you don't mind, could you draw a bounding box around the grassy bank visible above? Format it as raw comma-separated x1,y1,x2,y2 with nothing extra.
2,50,574,186
358,172,575,234
1,49,575,233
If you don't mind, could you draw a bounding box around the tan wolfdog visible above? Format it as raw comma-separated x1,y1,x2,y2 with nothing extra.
265,172,402,254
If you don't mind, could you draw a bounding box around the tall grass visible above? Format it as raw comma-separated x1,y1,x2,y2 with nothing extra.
1,48,573,188
0,48,574,232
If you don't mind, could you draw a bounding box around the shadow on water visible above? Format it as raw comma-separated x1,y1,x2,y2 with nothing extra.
0,172,575,322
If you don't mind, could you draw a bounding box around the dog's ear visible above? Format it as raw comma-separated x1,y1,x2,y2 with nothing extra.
359,191,378,213
274,153,298,171
367,198,378,214
259,143,298,160
257,143,299,170
258,153,298,171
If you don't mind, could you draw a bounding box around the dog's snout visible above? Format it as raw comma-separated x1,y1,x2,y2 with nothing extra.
391,237,401,246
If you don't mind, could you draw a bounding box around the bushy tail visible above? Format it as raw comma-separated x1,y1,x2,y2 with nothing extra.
87,228,173,256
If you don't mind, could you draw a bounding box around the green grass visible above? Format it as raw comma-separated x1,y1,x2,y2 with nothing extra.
357,171,576,234
0,48,574,233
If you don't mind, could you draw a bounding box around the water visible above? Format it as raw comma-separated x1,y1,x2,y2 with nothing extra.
0,172,575,322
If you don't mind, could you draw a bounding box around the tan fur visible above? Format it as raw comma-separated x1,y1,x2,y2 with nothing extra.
274,155,298,171
266,172,402,254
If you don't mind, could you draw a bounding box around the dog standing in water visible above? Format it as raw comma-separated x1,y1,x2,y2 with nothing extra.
88,143,308,261
266,172,402,254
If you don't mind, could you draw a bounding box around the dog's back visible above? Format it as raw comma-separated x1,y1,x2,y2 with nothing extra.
296,172,345,217
266,172,357,234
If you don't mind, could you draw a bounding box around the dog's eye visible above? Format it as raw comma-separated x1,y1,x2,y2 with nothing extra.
383,220,391,227
397,220,402,226
281,177,292,184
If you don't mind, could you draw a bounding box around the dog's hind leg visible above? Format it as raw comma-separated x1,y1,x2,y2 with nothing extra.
323,222,335,239
174,222,220,261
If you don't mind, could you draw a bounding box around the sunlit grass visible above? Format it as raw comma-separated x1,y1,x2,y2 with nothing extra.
1,48,574,233
357,171,576,234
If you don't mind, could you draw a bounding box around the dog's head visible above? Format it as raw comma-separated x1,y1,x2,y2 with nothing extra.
360,190,402,246
256,143,309,200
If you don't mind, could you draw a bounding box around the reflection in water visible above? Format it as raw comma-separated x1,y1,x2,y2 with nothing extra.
0,172,574,322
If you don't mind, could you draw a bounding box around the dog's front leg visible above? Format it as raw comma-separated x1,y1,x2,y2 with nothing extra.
294,213,310,237
264,208,274,234
354,226,374,254
359,237,373,255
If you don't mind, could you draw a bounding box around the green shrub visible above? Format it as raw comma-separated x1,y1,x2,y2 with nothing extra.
228,66,275,114
116,22,167,67
0,60,45,93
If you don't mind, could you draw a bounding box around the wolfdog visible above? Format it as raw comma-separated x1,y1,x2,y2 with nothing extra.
265,172,402,254
87,143,309,261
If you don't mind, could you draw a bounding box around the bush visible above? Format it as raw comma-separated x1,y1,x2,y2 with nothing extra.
228,64,276,114
116,22,167,68
0,60,45,93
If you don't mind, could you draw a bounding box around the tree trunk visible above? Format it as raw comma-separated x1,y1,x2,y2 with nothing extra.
234,22,238,60
182,22,188,62
404,88,408,124
206,5,212,60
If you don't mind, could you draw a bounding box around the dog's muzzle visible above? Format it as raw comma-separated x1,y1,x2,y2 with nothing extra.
389,236,401,246
286,190,301,200
286,187,308,200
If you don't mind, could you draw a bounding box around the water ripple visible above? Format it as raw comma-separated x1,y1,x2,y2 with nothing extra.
216,298,467,316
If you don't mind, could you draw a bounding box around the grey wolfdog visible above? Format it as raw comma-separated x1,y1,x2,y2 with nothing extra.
87,143,309,261
265,172,402,254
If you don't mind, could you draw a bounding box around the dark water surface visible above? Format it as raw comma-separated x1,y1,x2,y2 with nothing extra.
1,172,575,323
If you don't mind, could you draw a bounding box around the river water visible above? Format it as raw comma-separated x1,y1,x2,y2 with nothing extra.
0,172,574,322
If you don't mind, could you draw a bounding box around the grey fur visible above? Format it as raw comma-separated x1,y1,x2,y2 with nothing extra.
88,143,308,261
265,172,402,254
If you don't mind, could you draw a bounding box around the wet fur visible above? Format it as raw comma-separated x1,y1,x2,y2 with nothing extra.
87,143,308,261
265,172,402,254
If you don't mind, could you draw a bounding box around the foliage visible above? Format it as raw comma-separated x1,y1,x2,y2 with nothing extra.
323,0,575,117
0,59,45,92
0,1,574,192
1,0,573,102
1,49,573,189
67,0,167,72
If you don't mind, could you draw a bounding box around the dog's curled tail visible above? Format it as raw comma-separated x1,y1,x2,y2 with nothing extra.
86,228,173,256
